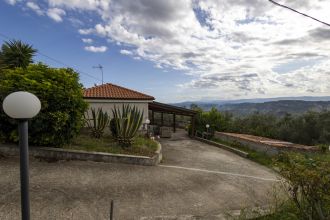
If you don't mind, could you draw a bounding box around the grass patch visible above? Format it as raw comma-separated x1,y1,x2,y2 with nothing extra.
235,200,300,220
212,137,330,168
212,137,274,168
211,138,330,220
64,134,158,157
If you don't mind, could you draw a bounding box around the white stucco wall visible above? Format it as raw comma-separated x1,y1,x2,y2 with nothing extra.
84,99,151,123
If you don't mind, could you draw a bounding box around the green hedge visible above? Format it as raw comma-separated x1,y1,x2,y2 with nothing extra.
0,63,88,146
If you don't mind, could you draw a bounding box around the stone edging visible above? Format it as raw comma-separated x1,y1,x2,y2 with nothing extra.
0,142,162,166
193,137,249,158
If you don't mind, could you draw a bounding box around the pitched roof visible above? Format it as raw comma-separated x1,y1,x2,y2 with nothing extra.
83,83,155,100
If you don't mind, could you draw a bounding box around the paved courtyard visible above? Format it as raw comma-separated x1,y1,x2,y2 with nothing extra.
0,132,278,219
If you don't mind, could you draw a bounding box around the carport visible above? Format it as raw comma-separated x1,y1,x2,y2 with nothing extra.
148,101,197,135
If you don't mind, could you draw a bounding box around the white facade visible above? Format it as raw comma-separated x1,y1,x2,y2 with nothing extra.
84,98,151,123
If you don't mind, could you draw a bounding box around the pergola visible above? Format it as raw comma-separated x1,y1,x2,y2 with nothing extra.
148,101,197,135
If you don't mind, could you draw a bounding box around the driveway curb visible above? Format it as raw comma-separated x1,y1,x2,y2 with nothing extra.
193,137,249,158
0,142,162,166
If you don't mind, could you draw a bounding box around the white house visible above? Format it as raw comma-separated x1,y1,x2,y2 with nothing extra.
83,83,197,136
83,83,154,122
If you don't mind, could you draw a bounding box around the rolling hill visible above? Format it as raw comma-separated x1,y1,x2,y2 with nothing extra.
218,100,330,116
173,96,330,116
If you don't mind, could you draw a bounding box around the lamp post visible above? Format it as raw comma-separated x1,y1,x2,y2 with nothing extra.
2,91,41,220
206,124,210,133
145,119,150,137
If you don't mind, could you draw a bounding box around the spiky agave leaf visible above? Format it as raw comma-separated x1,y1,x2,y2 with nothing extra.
85,107,109,138
111,104,144,147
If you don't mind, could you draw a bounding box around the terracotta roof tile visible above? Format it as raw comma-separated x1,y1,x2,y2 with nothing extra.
83,83,154,100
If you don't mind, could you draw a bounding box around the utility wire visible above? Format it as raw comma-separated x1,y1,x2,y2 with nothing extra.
268,0,330,27
0,32,102,82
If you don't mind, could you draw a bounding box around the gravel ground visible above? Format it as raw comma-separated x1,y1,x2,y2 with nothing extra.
0,132,279,220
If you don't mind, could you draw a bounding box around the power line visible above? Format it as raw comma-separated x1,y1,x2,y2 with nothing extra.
268,0,330,27
93,64,104,84
37,51,101,81
0,32,11,40
0,32,102,82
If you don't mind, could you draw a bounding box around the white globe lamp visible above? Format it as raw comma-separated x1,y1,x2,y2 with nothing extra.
3,91,41,119
206,124,210,133
2,91,41,220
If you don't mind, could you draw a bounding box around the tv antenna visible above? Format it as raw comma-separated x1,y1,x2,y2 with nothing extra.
93,64,104,84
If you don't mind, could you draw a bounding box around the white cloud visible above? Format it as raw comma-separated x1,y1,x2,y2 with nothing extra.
120,49,133,55
26,2,44,15
84,45,107,52
81,0,329,100
82,38,93,43
47,8,66,22
68,17,84,27
5,0,19,5
10,0,330,100
78,28,94,35
48,0,110,11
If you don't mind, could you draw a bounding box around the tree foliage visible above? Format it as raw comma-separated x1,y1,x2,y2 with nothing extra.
0,40,37,69
191,103,330,146
0,63,88,146
275,153,330,220
193,107,232,136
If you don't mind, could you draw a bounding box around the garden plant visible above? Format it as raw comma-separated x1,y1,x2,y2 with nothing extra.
0,63,88,146
111,105,143,147
84,108,110,138
274,153,330,220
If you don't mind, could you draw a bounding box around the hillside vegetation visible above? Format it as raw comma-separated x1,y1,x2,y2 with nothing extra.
219,100,330,116
191,105,330,146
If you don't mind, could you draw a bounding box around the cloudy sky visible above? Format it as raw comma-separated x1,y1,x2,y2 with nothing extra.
1,0,330,102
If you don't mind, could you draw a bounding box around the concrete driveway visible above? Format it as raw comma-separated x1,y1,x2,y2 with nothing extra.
0,132,278,220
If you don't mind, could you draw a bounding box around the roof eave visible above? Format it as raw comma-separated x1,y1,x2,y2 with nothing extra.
83,96,155,101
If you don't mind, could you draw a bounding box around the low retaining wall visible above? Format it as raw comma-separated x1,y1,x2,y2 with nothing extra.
0,143,162,166
194,137,249,158
214,132,318,156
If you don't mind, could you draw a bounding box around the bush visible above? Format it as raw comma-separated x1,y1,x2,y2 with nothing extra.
0,63,88,146
190,103,330,146
192,106,233,137
274,153,330,220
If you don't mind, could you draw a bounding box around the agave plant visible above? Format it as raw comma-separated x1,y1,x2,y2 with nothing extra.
84,108,110,138
112,105,144,147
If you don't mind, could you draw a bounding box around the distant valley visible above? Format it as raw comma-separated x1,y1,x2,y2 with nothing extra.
174,96,330,116
218,100,330,116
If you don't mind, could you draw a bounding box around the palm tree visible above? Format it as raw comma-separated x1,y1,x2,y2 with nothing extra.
0,40,37,69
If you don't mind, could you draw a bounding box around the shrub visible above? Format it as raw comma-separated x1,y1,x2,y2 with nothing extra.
275,153,330,220
0,63,88,146
317,144,329,153
84,108,110,138
111,105,143,147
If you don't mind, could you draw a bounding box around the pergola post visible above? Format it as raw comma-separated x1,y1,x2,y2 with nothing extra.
173,113,176,133
148,102,197,137
191,115,195,137
161,112,164,126
151,111,154,124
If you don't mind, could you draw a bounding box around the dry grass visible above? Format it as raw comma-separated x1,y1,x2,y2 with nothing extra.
64,134,158,157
